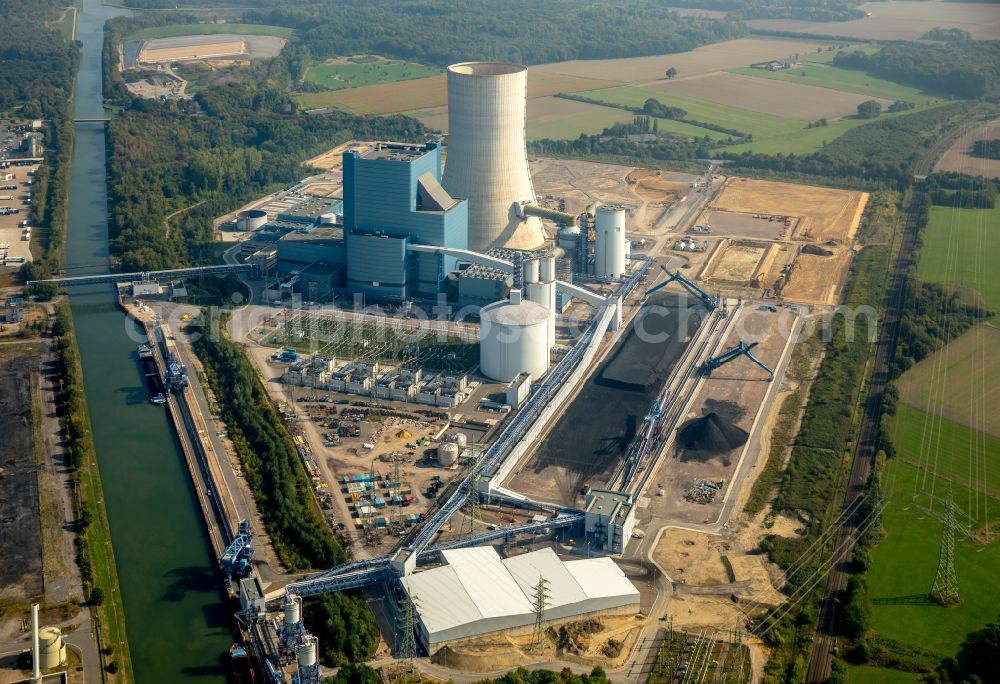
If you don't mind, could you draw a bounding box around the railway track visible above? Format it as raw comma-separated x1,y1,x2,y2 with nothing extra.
804,184,926,682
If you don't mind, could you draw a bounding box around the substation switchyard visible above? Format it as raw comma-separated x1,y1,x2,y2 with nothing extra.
190,57,858,684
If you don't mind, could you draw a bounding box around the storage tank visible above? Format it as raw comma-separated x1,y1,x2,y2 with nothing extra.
438,441,460,466
38,627,65,670
479,289,550,382
595,204,627,279
442,62,544,251
525,256,556,348
523,258,540,285
448,432,469,448
296,636,318,670
284,595,301,627
236,209,267,232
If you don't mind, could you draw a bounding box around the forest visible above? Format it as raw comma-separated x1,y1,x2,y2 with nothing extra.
664,0,865,21
110,1,744,67
972,139,1000,159
833,42,1000,99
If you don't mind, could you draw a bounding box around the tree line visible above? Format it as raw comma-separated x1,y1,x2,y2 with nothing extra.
658,0,866,21
833,41,1000,99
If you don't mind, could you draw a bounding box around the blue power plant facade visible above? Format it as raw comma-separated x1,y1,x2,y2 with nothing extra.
343,142,468,299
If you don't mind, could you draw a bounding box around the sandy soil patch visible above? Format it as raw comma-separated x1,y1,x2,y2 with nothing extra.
712,178,867,244
627,169,690,203
747,1,1000,41
534,38,838,83
649,71,891,121
530,158,640,215
781,246,852,306
935,119,1000,179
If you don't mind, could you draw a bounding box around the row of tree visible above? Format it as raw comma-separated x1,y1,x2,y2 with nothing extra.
661,0,865,21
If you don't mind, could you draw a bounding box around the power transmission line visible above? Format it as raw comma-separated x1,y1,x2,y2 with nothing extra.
930,485,961,606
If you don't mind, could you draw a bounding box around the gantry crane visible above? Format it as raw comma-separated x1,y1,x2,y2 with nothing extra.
644,266,719,310
700,340,773,380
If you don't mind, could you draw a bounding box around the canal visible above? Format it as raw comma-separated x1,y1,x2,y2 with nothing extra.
66,0,232,680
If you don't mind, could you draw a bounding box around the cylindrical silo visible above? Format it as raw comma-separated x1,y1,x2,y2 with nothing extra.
525,256,556,347
479,290,550,382
523,258,540,285
595,204,627,279
38,627,65,670
442,62,544,252
438,441,460,466
236,209,268,232
284,595,301,628
296,636,318,670
448,432,469,448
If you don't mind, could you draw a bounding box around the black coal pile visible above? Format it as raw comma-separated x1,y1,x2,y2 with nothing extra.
802,244,833,257
678,412,748,454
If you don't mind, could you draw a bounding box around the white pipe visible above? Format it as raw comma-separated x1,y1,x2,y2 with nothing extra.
31,603,40,682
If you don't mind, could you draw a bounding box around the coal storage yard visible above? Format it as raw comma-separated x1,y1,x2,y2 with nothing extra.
676,411,748,466
508,292,703,505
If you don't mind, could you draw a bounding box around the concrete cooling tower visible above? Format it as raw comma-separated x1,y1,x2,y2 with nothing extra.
442,62,545,252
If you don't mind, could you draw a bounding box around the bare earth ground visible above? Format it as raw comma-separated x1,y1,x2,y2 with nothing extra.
711,178,867,245
529,158,639,216
649,72,892,122
935,118,1000,179
746,1,1000,41
138,34,286,63
897,322,1000,438
782,247,853,306
303,140,373,171
704,241,770,284
644,308,792,526
533,38,835,83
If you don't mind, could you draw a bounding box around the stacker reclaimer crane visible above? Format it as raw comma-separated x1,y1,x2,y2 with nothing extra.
700,340,774,380
644,266,719,310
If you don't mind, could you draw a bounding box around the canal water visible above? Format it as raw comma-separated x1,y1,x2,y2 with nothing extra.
66,1,232,680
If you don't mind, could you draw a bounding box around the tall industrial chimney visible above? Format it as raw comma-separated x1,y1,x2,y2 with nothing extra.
30,603,41,684
442,62,544,252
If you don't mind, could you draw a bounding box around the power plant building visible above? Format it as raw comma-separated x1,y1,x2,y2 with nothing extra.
401,546,639,654
442,62,544,252
343,142,468,299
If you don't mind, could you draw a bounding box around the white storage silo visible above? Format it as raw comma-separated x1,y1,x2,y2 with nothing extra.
438,441,461,466
448,432,469,448
595,204,627,279
525,256,556,347
38,627,66,670
236,209,268,232
442,62,544,251
284,595,301,628
296,636,318,671
479,289,550,382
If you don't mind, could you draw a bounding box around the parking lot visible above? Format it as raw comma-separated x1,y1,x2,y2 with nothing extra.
0,158,39,270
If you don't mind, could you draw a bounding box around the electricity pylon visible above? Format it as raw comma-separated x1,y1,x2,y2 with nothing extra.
463,483,480,535
930,486,961,606
532,575,551,644
399,593,419,663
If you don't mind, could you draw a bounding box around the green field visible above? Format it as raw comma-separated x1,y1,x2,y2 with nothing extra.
126,23,294,41
889,404,1000,499
917,205,1000,311
527,104,727,141
728,64,938,103
573,85,797,141
800,44,878,65
867,459,1000,656
849,666,921,684
305,59,440,91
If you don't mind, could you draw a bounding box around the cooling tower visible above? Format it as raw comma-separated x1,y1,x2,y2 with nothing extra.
442,62,545,252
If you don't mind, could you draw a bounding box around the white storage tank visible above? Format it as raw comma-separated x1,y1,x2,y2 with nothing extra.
284,595,301,627
448,432,469,448
479,289,550,382
236,209,268,232
38,627,66,670
595,204,627,279
438,441,461,466
296,636,318,670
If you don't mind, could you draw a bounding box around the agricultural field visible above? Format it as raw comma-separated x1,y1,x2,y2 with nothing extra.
126,23,294,41
935,119,1000,179
848,666,921,684
532,37,835,83
867,457,1000,656
745,1,1000,41
298,70,619,114
304,58,439,91
649,72,893,121
573,85,796,139
917,205,1000,311
897,323,1000,438
727,64,938,103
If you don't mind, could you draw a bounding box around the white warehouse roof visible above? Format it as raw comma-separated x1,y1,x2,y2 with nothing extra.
400,546,639,649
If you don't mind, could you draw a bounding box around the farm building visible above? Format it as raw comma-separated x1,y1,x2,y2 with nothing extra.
400,546,640,654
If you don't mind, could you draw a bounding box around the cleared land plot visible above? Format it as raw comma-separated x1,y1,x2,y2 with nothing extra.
649,72,893,122
126,23,294,41
705,210,792,241
533,37,835,83
917,205,1000,311
305,58,439,91
746,1,1000,41
712,178,867,244
890,404,1000,500
529,158,642,216
506,294,702,506
299,71,620,114
137,34,287,64
868,459,1000,656
727,64,938,103
897,323,1000,437
574,85,796,141
704,241,771,284
781,247,852,306
935,119,1000,179
0,351,42,601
